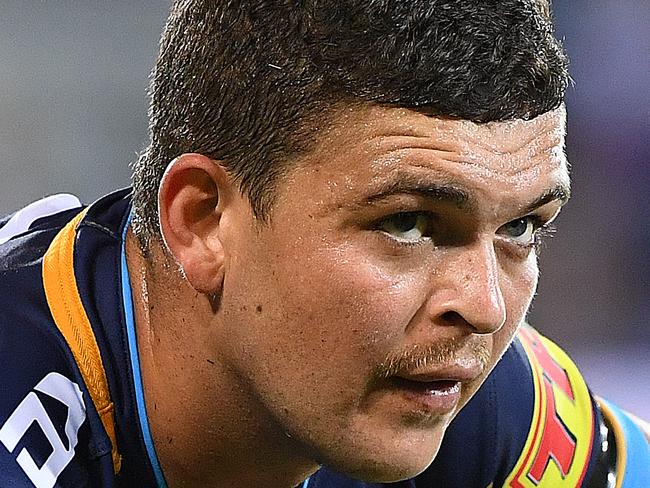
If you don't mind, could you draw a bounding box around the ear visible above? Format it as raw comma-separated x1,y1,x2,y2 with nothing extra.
157,153,233,294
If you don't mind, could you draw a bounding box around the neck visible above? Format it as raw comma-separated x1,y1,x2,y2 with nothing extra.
125,229,319,487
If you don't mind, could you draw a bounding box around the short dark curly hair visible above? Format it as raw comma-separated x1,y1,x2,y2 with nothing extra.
132,0,569,247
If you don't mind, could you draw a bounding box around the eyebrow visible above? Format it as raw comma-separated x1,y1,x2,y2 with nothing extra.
521,184,571,214
361,174,473,210
358,174,570,214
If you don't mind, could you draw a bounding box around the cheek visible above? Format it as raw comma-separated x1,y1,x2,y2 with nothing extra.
511,254,539,314
225,240,424,396
270,245,420,360
216,240,430,448
496,255,540,347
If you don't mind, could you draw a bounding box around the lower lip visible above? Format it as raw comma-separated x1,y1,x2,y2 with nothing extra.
388,378,462,415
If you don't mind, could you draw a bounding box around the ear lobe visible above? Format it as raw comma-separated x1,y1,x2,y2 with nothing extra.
157,153,231,294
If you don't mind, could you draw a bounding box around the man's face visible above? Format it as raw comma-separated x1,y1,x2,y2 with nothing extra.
214,105,569,481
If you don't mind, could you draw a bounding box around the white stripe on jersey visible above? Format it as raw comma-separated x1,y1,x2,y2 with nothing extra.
0,194,81,245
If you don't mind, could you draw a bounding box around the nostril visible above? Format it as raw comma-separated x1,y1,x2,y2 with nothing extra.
439,311,468,328
438,309,503,335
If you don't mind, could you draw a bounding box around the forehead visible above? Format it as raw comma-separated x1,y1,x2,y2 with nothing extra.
282,105,569,214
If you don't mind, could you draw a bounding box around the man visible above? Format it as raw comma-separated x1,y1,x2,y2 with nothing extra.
0,1,648,487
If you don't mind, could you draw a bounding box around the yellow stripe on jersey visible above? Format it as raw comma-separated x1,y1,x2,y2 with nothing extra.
42,209,122,473
503,326,594,487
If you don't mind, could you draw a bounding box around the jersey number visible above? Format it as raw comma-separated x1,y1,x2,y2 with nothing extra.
0,372,86,488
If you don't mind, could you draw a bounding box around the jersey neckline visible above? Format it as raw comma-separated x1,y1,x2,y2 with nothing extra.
120,212,169,488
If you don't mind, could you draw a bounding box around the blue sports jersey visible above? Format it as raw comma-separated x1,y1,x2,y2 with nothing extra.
1,190,647,487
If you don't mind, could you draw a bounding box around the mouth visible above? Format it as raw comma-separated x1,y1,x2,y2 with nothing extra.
385,377,462,416
381,364,483,417
390,377,461,395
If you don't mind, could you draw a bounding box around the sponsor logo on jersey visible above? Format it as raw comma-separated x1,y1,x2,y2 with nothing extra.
504,327,594,487
0,372,86,488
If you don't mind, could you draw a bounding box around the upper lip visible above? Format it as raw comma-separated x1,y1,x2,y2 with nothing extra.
393,362,484,384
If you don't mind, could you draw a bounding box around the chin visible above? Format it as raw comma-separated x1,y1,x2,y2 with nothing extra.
317,423,447,483
336,448,440,483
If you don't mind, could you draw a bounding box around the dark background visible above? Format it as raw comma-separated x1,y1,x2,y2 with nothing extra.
0,1,647,416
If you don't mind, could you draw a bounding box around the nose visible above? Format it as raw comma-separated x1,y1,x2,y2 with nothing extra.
429,241,507,335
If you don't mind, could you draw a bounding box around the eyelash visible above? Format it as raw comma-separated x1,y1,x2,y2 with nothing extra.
528,219,557,250
497,215,557,254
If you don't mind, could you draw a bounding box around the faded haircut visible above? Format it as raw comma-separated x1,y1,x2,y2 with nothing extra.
131,0,569,248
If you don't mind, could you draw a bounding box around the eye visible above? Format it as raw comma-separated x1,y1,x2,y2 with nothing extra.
376,212,434,243
498,216,539,246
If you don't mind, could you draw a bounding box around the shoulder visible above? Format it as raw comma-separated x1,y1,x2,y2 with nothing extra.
0,194,86,387
1,194,83,272
0,194,87,400
0,194,119,487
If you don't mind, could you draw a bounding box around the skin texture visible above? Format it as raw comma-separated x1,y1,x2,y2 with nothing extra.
126,104,570,487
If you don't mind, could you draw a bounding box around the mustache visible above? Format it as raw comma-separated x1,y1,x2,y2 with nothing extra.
372,337,491,380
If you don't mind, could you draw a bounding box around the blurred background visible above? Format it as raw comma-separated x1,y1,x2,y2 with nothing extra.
0,2,648,417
